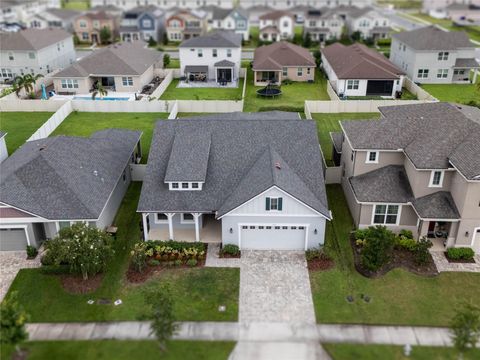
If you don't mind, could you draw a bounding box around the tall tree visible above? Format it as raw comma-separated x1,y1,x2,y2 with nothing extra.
99,26,111,45
0,292,29,356
451,303,480,357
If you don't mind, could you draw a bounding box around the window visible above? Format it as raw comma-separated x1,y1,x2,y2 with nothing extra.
373,204,400,225
307,67,311,75
227,49,232,57
142,19,152,27
8,52,14,61
417,69,429,78
212,49,217,57
59,221,70,230
283,21,289,27
237,20,246,28
79,20,87,28
93,20,100,29
172,182,179,189
282,67,287,76
250,226,255,229
181,182,189,189
181,213,194,222
347,80,359,90
122,77,133,86
366,151,378,164
453,69,465,75
198,49,203,57
61,79,78,89
82,32,89,40
156,213,168,222
266,197,283,211
429,170,444,187
437,69,448,78
1,68,12,78
191,183,199,189
28,52,35,59
297,68,303,76
437,51,449,61
308,20,316,27
402,45,406,51
122,170,126,183
242,225,248,229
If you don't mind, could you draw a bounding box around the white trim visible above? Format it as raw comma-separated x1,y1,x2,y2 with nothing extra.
371,203,402,226
366,151,378,164
154,213,169,224
180,213,195,224
167,181,203,191
471,226,480,247
0,224,30,246
428,170,444,188
238,222,309,250
142,213,149,241
223,213,321,218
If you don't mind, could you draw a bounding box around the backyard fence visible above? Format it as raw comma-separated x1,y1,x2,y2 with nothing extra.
169,100,179,119
70,99,173,112
131,164,147,181
325,167,342,184
148,70,174,99
326,81,340,101
26,101,73,142
403,78,437,101
0,98,68,112
176,100,243,113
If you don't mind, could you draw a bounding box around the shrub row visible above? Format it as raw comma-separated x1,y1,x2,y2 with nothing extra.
447,247,475,261
257,106,305,113
220,244,240,256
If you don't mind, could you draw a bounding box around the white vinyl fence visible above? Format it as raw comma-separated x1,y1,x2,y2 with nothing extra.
131,164,147,181
0,99,68,112
26,101,73,141
326,81,339,100
325,167,342,184
403,77,437,101
148,70,174,99
71,99,173,112
168,100,179,119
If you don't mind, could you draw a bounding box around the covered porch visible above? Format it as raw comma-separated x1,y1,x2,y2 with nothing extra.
254,70,281,86
90,76,116,91
452,59,479,83
418,220,459,250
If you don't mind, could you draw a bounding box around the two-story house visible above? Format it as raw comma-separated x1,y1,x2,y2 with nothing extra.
259,10,295,42
422,0,480,15
28,8,80,32
137,112,331,250
74,11,118,44
179,31,242,86
342,6,391,40
390,26,479,84
303,8,344,43
207,7,250,41
241,0,372,10
0,0,60,26
332,102,480,253
90,0,234,10
165,9,208,42
119,5,165,43
0,28,75,82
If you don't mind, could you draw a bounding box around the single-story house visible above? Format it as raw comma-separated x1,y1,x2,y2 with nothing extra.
0,129,142,251
52,41,163,95
322,42,405,98
252,41,316,86
137,112,331,251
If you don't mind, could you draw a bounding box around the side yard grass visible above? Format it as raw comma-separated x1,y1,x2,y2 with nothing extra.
0,112,53,153
310,185,480,326
7,183,240,323
1,340,235,360
51,112,169,163
421,78,479,105
62,0,89,10
160,79,244,100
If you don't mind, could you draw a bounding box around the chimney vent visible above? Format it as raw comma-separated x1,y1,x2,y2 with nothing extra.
275,162,281,169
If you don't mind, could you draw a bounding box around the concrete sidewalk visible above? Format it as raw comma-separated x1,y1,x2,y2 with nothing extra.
26,321,454,347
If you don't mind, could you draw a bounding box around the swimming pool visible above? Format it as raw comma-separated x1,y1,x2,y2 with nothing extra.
73,96,130,101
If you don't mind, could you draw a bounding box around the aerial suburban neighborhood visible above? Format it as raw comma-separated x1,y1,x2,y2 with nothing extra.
0,0,479,359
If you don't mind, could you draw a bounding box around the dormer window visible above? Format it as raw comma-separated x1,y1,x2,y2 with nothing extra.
366,151,378,164
429,170,444,188
192,183,199,189
172,182,179,189
182,182,189,189
266,197,283,211
168,182,203,191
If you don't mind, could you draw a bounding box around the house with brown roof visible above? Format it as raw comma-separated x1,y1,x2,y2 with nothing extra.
259,10,295,42
73,11,118,44
252,42,316,86
332,102,480,253
321,42,404,98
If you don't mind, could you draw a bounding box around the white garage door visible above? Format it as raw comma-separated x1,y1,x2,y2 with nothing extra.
0,228,28,251
474,228,480,253
240,225,306,250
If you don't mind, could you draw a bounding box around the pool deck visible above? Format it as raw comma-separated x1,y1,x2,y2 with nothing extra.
50,91,136,101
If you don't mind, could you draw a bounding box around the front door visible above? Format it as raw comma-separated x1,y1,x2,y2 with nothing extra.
217,68,232,83
91,33,98,44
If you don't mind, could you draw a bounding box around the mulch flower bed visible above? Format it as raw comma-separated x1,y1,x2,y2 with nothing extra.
350,235,438,278
307,255,334,271
61,273,104,294
444,252,476,264
219,252,241,259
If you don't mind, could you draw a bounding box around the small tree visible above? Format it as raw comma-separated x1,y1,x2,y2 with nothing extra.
162,32,169,46
0,292,29,356
45,223,114,280
163,53,170,68
450,303,480,357
351,31,362,42
361,226,395,271
303,32,312,48
91,83,108,100
313,49,322,67
148,36,157,47
131,242,147,273
413,237,433,265
99,26,112,45
142,285,177,351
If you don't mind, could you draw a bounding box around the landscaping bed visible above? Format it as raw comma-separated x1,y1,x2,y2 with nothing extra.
444,247,476,263
306,248,334,271
219,244,241,259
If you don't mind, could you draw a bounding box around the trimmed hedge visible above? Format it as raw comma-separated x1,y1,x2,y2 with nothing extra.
257,106,304,113
221,244,240,256
145,240,205,252
447,247,475,261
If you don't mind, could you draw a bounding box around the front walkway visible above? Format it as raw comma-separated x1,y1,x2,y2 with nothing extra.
430,250,480,273
0,251,42,301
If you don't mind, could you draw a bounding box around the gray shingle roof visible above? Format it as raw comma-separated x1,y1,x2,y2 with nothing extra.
179,31,242,48
45,8,80,20
0,28,72,51
393,26,474,50
54,42,162,77
0,129,141,220
349,165,413,203
138,113,329,219
341,102,480,179
455,58,480,68
412,192,460,220
214,59,235,67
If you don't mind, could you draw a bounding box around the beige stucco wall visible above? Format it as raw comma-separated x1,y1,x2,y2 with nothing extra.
358,203,418,234
354,150,404,176
341,178,361,227
53,77,91,94
403,157,454,198
114,66,153,92
253,66,315,86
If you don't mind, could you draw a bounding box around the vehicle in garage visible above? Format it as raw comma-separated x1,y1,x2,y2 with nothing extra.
0,129,142,251
138,112,331,251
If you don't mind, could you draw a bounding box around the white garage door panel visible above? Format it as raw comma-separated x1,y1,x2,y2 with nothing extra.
0,228,28,251
241,225,306,250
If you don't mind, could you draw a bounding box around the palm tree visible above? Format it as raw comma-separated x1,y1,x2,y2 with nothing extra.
12,73,43,97
91,83,108,100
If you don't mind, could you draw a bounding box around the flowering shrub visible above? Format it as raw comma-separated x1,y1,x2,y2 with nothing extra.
143,240,205,263
131,242,148,273
44,223,114,280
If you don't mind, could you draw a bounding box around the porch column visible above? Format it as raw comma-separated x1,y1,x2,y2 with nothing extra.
215,68,218,83
192,213,201,242
142,213,149,241
166,213,175,240
473,69,478,84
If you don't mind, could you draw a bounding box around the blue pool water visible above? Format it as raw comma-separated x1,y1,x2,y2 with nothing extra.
73,96,130,101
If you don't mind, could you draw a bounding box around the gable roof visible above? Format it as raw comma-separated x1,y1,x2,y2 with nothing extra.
0,28,72,51
0,129,141,220
81,10,114,21
260,10,294,20
341,102,480,180
321,42,404,79
412,191,460,220
392,26,474,50
138,113,330,219
253,42,315,70
54,41,162,77
179,30,242,48
44,8,80,20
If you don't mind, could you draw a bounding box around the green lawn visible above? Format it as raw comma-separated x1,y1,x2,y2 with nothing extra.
160,79,244,100
408,13,480,42
244,26,259,48
311,113,380,166
166,59,180,68
377,0,422,9
7,184,240,323
421,78,479,105
0,112,53,154
243,69,330,112
62,0,89,10
51,112,168,163
324,344,480,360
1,340,235,360
310,185,480,326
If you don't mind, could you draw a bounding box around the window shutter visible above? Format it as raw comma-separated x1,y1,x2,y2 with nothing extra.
265,197,271,211
278,197,283,211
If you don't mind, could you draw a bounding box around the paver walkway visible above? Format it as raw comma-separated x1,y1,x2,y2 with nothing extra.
0,251,41,301
205,243,240,268
430,250,480,273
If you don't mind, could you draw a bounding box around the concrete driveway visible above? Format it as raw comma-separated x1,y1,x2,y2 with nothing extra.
0,251,41,301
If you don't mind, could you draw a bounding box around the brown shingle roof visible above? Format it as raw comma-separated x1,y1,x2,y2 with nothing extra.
321,42,404,79
253,42,315,70
259,10,294,20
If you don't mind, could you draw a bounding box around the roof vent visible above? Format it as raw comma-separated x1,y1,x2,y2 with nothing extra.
275,162,281,169
93,170,98,176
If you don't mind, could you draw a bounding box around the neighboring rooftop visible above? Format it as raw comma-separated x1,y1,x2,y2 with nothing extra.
253,42,315,70
392,25,474,50
179,30,242,48
54,41,162,77
43,8,80,20
138,112,329,219
260,10,294,20
321,42,404,79
0,28,72,51
341,102,480,180
0,129,141,220
81,10,114,20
